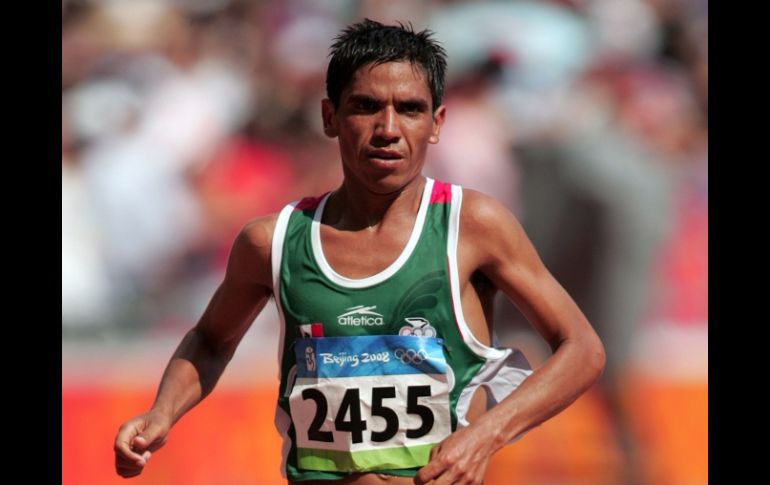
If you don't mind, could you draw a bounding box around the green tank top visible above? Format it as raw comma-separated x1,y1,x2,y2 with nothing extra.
271,178,532,481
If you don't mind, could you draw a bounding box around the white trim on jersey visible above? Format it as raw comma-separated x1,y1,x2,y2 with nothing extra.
454,348,533,432
274,405,293,479
272,202,297,379
310,178,435,288
446,184,506,360
271,201,298,479
447,184,534,433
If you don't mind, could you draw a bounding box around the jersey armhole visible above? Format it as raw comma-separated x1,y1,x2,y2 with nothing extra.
271,202,298,480
272,202,298,378
446,185,506,360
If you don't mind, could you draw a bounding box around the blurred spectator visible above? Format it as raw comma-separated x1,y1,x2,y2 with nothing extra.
193,134,298,270
425,55,519,214
62,120,112,332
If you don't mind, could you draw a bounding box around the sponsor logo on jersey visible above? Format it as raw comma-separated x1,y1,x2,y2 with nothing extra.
337,305,385,326
399,317,437,337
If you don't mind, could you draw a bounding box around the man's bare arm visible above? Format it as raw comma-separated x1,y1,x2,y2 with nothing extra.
114,216,277,478
469,190,605,441
417,190,605,485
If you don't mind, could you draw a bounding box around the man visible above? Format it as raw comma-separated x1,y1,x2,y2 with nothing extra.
114,19,605,484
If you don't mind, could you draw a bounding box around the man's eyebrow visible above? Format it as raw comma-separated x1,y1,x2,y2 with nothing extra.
396,98,430,110
346,94,430,111
347,94,380,104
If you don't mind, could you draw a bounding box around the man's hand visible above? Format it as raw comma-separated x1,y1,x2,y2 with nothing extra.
415,422,498,485
114,410,171,478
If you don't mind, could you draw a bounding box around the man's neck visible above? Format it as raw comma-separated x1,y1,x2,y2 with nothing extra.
325,176,426,231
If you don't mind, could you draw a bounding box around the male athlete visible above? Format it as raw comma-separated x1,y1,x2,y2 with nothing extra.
114,19,605,484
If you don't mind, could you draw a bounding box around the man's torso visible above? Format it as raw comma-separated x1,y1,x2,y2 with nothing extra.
266,178,530,482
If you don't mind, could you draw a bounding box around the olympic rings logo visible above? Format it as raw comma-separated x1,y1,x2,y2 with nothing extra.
394,348,428,365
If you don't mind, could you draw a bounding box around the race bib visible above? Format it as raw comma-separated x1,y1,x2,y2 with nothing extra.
289,335,451,472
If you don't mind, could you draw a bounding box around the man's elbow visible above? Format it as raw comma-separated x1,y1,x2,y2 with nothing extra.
587,335,606,382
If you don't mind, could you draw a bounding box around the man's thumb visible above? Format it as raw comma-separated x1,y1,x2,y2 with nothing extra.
133,424,163,451
132,434,150,451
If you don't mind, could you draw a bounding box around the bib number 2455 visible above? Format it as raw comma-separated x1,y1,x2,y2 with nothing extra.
302,385,434,444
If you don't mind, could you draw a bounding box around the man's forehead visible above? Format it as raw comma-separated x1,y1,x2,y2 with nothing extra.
345,61,430,95
356,60,427,77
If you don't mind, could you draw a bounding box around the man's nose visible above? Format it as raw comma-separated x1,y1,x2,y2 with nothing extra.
373,106,401,143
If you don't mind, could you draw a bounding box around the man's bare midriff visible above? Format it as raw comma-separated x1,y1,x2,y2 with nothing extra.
288,387,488,485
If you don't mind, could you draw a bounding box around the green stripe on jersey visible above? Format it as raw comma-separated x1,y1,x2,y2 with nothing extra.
297,443,435,472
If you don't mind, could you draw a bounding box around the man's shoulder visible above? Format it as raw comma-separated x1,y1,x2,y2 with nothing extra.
459,188,516,232
236,190,325,253
239,213,281,256
456,187,532,270
226,213,282,288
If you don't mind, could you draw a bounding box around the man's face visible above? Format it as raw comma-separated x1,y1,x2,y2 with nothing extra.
322,61,445,194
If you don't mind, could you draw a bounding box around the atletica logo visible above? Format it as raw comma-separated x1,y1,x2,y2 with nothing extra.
337,305,385,326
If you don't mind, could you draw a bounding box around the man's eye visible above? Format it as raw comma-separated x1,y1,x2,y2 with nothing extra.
357,100,376,110
402,103,423,114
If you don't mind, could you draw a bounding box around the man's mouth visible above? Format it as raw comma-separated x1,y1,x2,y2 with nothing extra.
367,150,404,168
367,149,403,161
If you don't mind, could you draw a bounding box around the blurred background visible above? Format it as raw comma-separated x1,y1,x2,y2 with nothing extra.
62,0,707,483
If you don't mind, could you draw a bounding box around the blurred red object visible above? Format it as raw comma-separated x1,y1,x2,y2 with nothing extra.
194,136,298,268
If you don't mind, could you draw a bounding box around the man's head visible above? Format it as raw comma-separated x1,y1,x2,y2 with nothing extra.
322,20,448,194
326,19,447,113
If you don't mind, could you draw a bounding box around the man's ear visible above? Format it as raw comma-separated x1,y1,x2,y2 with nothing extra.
429,105,446,144
321,99,339,138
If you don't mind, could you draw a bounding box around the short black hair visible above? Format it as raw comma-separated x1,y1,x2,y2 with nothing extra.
326,19,447,112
